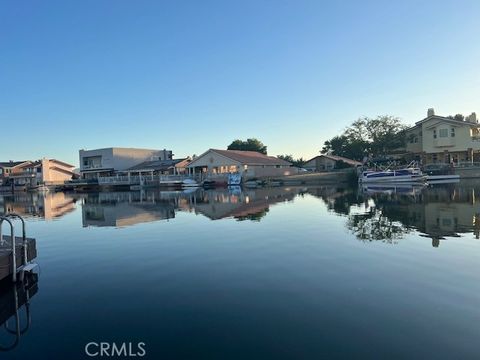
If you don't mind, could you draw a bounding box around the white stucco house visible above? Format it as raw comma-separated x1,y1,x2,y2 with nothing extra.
405,108,480,164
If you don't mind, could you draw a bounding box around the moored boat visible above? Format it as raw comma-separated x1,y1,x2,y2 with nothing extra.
359,168,426,183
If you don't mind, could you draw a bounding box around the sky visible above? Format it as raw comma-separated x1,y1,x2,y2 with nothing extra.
1,0,479,166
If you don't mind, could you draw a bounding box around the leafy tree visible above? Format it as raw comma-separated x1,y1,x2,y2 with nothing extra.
277,154,306,167
227,138,267,154
322,115,406,160
321,135,368,161
447,114,465,122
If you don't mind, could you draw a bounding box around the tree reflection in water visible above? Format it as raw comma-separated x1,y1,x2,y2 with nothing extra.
308,180,480,246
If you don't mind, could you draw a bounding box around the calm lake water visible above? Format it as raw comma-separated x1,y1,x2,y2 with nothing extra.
1,182,480,359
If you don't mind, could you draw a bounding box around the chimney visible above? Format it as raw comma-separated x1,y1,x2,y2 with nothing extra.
468,112,477,123
427,108,435,117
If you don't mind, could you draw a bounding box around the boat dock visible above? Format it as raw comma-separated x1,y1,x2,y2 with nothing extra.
0,214,38,282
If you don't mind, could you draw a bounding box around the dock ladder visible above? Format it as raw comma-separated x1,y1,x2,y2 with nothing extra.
0,213,39,282
0,273,37,352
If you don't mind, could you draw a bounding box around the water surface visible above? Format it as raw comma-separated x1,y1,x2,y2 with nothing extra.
0,183,479,359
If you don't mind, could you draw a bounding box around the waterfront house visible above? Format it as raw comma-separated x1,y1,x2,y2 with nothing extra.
10,158,76,188
79,147,173,179
0,161,30,185
186,149,293,181
303,154,362,172
405,108,480,164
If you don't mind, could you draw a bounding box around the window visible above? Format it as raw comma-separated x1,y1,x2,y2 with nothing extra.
433,130,437,139
414,137,418,143
432,154,437,162
439,129,448,138
451,128,455,137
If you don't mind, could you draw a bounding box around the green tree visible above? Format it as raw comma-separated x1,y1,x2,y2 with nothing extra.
321,135,368,161
447,114,465,122
277,155,306,167
227,138,267,154
322,115,406,160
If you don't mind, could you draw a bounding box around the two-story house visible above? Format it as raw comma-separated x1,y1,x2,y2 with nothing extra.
405,108,480,164
0,161,30,185
10,159,76,188
79,147,173,179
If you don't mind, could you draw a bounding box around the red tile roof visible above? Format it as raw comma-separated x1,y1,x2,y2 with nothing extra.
191,149,292,166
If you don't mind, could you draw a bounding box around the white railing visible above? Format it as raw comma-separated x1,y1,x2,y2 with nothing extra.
97,174,199,185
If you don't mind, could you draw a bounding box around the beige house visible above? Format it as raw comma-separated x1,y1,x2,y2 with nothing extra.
186,149,294,181
11,158,76,188
304,154,361,172
0,161,30,185
405,108,480,164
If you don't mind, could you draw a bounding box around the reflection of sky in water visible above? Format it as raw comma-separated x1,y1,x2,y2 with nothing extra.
0,184,480,358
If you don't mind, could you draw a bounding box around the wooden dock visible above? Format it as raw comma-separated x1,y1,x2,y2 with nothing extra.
0,237,37,282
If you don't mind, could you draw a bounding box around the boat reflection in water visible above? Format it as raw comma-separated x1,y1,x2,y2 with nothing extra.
80,187,302,227
0,274,38,352
309,180,480,246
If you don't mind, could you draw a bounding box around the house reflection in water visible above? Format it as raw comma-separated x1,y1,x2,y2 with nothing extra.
81,191,176,227
189,187,300,221
80,187,302,227
385,184,480,246
311,181,480,246
0,192,76,220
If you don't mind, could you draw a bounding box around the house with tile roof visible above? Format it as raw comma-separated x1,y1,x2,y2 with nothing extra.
405,108,480,164
186,149,294,181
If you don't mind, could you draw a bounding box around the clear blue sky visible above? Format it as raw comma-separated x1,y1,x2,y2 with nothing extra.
1,0,479,166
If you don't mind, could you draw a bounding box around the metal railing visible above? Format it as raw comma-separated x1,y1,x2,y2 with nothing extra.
98,174,200,185
0,213,28,283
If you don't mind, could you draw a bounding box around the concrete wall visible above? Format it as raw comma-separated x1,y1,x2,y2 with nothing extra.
246,165,297,178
